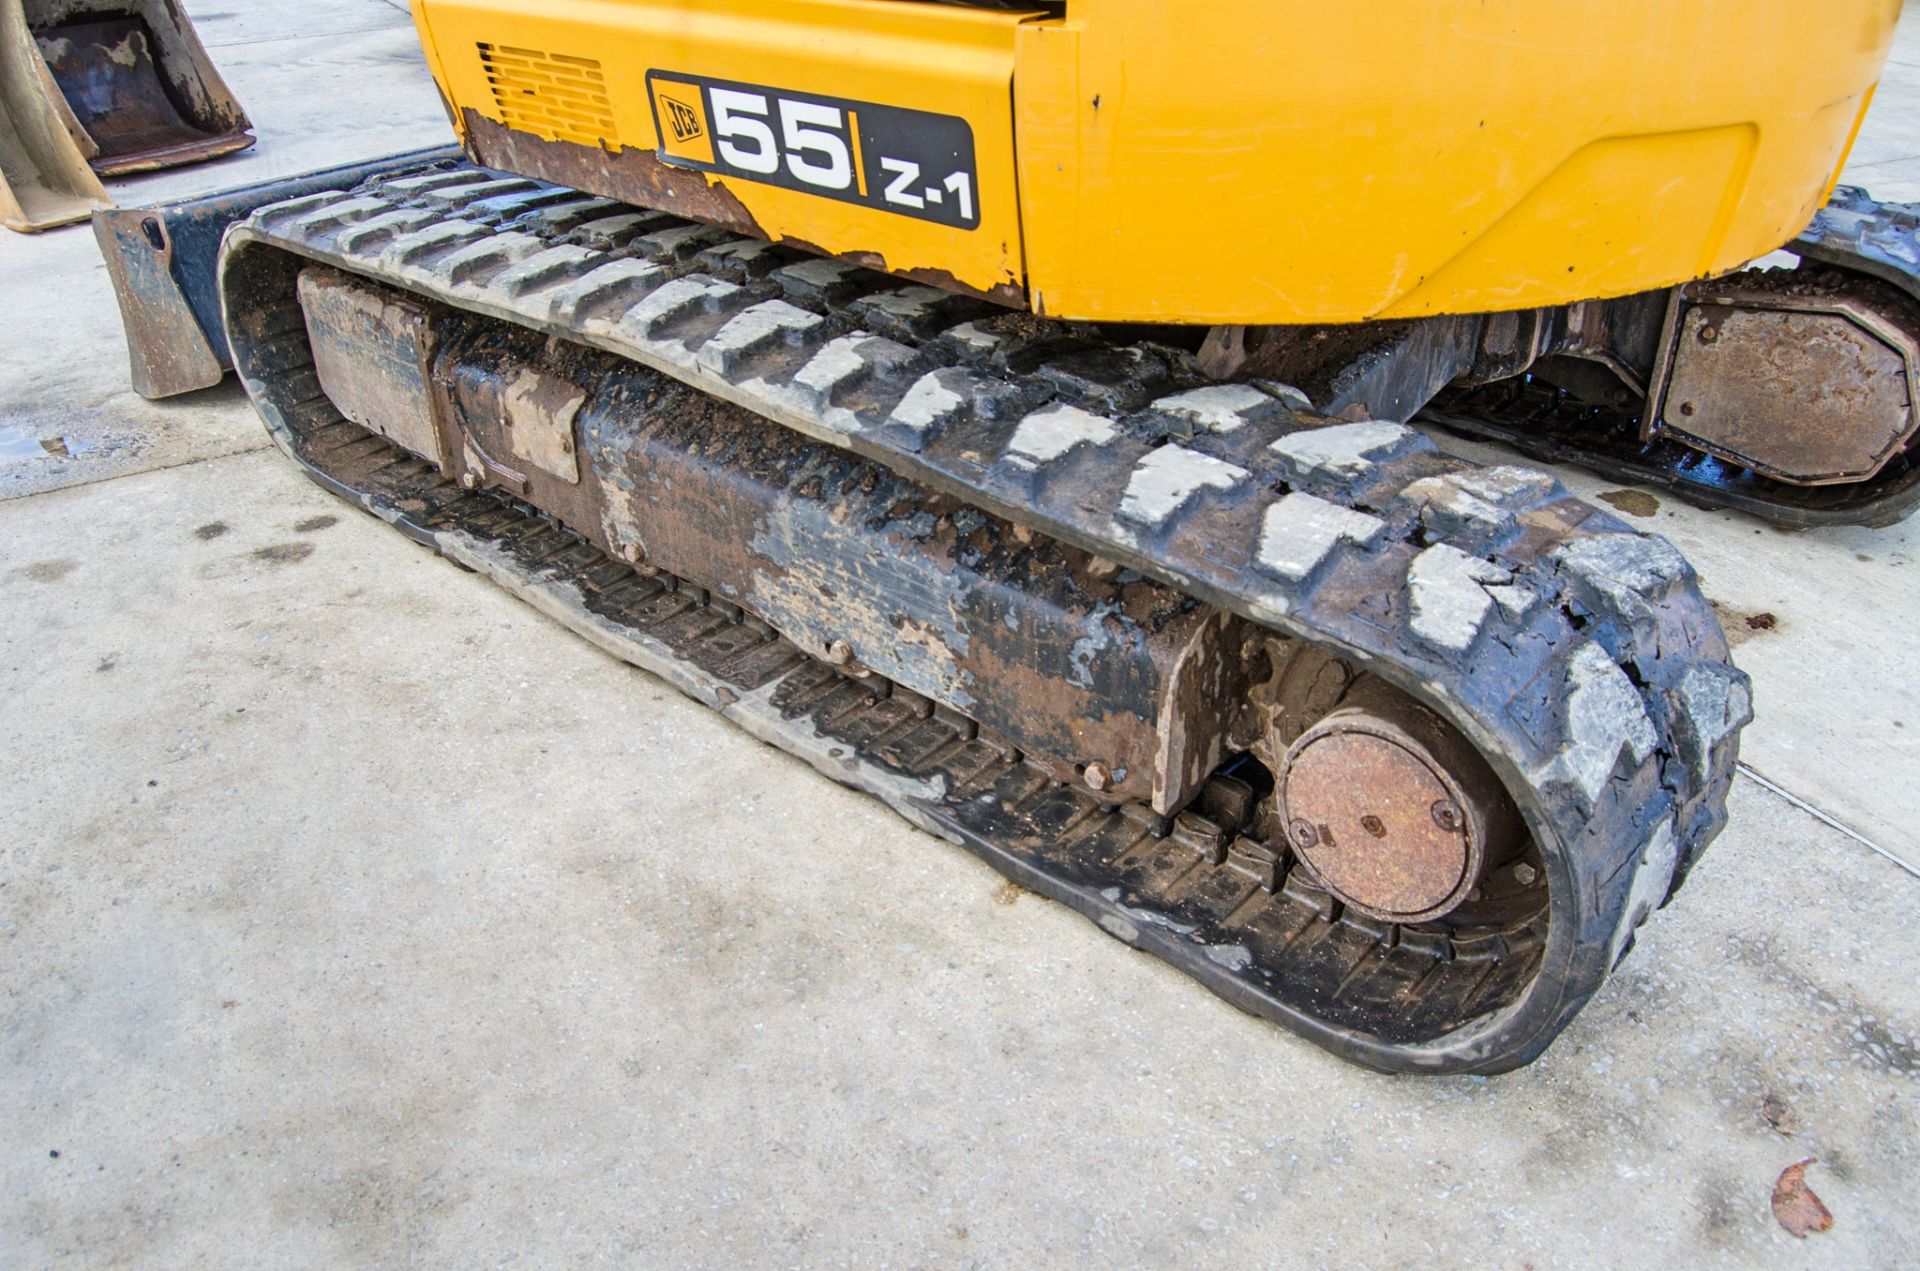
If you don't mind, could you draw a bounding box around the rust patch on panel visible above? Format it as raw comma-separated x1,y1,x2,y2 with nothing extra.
500,367,584,484
460,110,1027,308
464,110,762,240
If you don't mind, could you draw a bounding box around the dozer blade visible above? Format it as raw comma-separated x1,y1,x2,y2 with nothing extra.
0,0,252,232
92,147,464,398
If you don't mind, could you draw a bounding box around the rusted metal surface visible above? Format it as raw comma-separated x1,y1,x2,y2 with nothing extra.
40,14,222,171
92,147,463,397
1428,191,1920,526
500,366,585,484
462,110,759,244
92,196,223,394
1278,677,1523,924
0,0,106,229
1286,728,1473,919
4,0,254,232
300,271,449,468
460,109,1028,309
27,0,250,173
1664,307,1908,482
300,268,1252,812
1646,269,1920,485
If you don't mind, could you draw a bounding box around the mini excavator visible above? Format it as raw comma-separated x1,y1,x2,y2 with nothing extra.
147,1,1920,1069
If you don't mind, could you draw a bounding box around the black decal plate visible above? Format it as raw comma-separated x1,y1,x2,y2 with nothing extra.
646,70,980,230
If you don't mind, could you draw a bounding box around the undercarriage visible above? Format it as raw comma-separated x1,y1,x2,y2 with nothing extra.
217,159,1751,1073
1208,191,1920,528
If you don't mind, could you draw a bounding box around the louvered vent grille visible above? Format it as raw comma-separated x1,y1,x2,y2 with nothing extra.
477,43,617,148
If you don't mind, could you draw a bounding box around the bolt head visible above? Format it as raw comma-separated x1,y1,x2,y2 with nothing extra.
620,542,643,564
826,639,854,666
460,472,480,489
1287,818,1319,850
1431,799,1464,832
1699,325,1719,344
1513,862,1539,887
1083,762,1111,792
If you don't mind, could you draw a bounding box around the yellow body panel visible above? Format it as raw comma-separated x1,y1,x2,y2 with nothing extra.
413,0,1032,299
1015,0,1897,322
413,0,1901,324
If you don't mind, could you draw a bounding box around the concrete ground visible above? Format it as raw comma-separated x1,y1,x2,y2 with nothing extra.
2,2,1916,1265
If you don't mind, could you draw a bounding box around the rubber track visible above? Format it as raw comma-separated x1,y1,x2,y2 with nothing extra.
220,161,1752,1072
1794,186,1920,307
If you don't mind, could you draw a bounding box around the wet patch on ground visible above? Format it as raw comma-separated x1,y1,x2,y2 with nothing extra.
1726,931,1918,1077
0,423,91,465
195,522,231,541
1711,600,1782,648
0,385,263,503
14,558,79,584
293,515,339,533
251,543,316,566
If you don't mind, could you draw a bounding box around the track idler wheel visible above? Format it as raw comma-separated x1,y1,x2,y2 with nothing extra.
1278,678,1525,925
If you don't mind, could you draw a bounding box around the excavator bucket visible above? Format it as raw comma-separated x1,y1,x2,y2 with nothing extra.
0,0,253,232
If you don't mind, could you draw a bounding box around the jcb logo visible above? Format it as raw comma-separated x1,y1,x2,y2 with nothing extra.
662,94,703,143
650,79,715,164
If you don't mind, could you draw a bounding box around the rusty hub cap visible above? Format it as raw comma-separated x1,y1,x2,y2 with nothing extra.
1279,685,1516,924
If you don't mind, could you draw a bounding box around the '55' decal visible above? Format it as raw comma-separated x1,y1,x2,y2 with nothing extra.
647,71,979,231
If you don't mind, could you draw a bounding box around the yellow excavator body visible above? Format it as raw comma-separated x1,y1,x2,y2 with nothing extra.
411,0,1899,322
215,0,1920,1075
